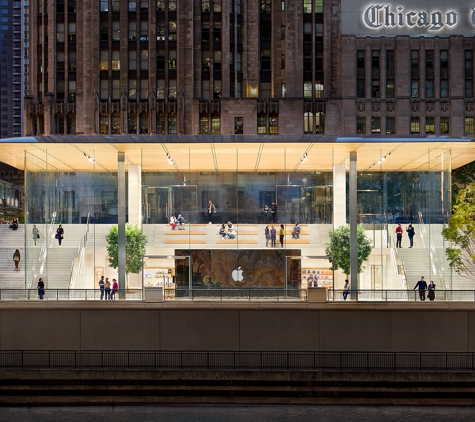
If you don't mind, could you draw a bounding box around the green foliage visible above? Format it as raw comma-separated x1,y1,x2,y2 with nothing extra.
106,223,148,274
325,225,373,276
452,162,475,207
442,183,475,278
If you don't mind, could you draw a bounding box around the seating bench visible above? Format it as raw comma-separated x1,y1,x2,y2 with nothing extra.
165,239,206,244
216,239,259,244
166,230,207,235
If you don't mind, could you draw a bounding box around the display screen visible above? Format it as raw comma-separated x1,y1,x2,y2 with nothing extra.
175,249,301,289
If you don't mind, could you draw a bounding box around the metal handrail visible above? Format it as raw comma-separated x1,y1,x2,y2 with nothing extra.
328,289,474,301
0,288,142,301
1,350,474,371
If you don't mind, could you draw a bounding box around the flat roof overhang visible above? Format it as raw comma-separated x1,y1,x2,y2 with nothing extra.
0,135,473,173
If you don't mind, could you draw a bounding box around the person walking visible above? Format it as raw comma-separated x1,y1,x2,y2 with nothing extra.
406,223,415,248
262,204,269,224
56,224,64,247
395,223,403,248
414,276,427,301
343,279,350,300
32,224,39,246
428,280,436,301
104,277,111,300
292,222,301,239
110,278,119,300
279,224,285,248
270,225,277,247
270,202,278,223
37,277,45,300
13,249,20,271
264,225,270,247
207,200,216,224
98,275,105,300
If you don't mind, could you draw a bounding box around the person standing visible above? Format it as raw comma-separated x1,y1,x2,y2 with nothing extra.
414,276,427,301
292,222,301,239
13,249,20,271
264,225,270,247
406,223,415,248
207,200,216,224
37,278,45,300
262,204,269,224
110,279,119,300
104,277,111,300
270,202,278,224
428,280,436,301
270,225,277,247
395,223,403,248
343,279,350,300
32,225,39,247
56,224,64,247
279,224,285,248
98,275,105,300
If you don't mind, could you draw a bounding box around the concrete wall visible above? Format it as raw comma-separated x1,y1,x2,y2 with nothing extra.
0,302,472,352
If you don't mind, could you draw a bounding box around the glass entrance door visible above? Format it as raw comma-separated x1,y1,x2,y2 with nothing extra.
143,186,168,224
169,185,198,223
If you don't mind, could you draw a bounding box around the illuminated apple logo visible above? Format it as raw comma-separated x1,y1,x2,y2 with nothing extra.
232,267,244,282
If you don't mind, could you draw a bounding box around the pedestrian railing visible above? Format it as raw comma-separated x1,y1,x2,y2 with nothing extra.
165,288,306,301
0,289,143,301
329,289,475,301
0,350,474,371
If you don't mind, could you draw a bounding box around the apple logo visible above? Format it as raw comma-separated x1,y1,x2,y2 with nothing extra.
232,266,244,282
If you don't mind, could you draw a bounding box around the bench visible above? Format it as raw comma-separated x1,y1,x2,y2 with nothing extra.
166,230,207,235
217,230,258,236
165,239,206,244
284,230,309,236
216,239,259,245
285,239,310,244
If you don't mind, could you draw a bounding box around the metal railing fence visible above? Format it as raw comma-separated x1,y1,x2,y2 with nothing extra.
328,289,475,301
0,350,474,371
0,289,143,301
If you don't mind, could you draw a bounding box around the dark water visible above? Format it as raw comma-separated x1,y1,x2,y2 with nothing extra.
1,405,475,422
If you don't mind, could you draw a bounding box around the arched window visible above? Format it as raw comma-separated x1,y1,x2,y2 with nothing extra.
304,112,314,134
257,112,266,134
200,113,209,134
111,113,121,134
269,112,278,134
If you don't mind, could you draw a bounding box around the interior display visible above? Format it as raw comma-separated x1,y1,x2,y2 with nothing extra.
143,267,174,286
175,249,301,289
302,268,333,289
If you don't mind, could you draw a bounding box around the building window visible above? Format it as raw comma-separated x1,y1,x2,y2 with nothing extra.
315,112,324,134
386,80,395,98
128,113,137,134
386,117,395,134
315,81,323,98
128,80,137,100
260,82,271,98
410,118,420,134
466,50,473,98
269,113,278,134
100,113,109,134
357,51,365,98
235,117,243,134
371,117,380,133
281,83,286,98
281,25,285,40
465,117,474,135
425,80,434,98
304,82,312,98
211,113,221,134
357,118,366,134
157,113,165,134
425,118,434,134
257,112,267,134
281,54,285,69
440,117,449,134
466,80,473,99
200,114,209,134
303,0,311,13
411,80,419,98
111,113,120,134
202,0,210,12
440,80,448,98
168,113,177,134
304,112,313,134
139,113,148,134
386,50,395,98
371,80,380,98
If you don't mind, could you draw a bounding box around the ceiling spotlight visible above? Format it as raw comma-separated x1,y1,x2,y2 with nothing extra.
167,153,173,164
381,156,386,161
83,152,87,157
377,159,381,165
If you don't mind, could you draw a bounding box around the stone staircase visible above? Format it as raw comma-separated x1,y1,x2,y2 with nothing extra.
0,225,25,289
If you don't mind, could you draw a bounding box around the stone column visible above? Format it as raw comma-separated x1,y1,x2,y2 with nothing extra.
350,152,358,296
118,153,126,297
128,165,142,228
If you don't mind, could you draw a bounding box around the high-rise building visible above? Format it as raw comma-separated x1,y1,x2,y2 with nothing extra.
0,0,29,139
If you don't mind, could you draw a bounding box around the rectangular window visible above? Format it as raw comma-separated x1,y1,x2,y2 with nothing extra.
425,80,434,98
168,114,177,134
140,21,149,41
200,115,209,134
269,114,278,134
112,79,120,100
140,79,148,99
129,50,137,70
440,117,449,134
372,80,380,98
371,117,380,133
357,50,365,98
386,117,395,134
465,117,474,134
112,21,120,41
303,82,312,98
211,115,221,134
440,80,448,98
303,0,311,13
156,113,165,134
100,80,108,100
410,118,420,134
260,82,271,98
371,50,380,69
128,79,137,99
315,81,323,99
386,80,395,98
304,112,314,134
411,80,419,98
281,25,285,40
315,0,323,13
141,50,149,70
411,50,419,68
425,117,434,134
112,50,120,70
281,83,286,98
281,54,285,69
440,50,448,70
466,80,473,98
235,117,243,134
257,114,266,134
357,118,366,134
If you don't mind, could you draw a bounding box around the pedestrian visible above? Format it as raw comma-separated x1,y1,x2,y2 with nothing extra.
279,224,285,247
395,223,403,248
219,223,227,239
343,279,350,300
98,275,105,300
265,225,270,247
32,224,39,246
56,224,64,247
13,249,20,271
110,278,119,300
428,280,436,301
177,214,185,230
292,222,301,239
270,225,277,247
413,276,427,301
169,214,177,230
37,277,45,300
104,277,111,300
207,199,216,224
271,201,278,223
262,204,269,224
406,223,415,248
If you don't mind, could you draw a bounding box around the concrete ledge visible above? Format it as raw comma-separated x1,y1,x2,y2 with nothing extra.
217,231,258,235
285,239,310,244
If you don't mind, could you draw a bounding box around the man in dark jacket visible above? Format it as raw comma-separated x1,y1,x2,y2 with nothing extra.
414,276,427,301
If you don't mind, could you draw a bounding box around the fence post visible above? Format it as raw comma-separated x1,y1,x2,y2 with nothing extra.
340,352,342,372
420,352,422,371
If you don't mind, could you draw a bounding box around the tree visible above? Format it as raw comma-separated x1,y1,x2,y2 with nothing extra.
106,223,148,274
442,183,475,278
325,225,373,276
452,161,475,206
